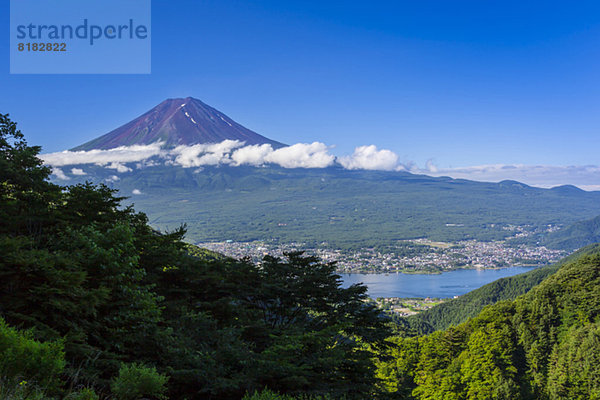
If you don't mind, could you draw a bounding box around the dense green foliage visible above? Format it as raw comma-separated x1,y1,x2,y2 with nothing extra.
377,245,600,399
58,162,600,248
0,318,99,400
0,114,390,399
242,389,333,399
0,318,65,395
110,363,169,400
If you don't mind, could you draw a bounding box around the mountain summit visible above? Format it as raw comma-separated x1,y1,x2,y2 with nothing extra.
72,97,285,150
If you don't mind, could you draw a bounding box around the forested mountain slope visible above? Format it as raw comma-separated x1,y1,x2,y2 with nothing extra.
542,215,600,250
378,243,600,399
405,243,600,334
51,164,600,247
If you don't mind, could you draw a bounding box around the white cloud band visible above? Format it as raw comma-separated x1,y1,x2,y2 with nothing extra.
41,141,600,191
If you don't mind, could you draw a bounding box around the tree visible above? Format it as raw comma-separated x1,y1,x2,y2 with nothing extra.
0,113,60,238
0,115,393,399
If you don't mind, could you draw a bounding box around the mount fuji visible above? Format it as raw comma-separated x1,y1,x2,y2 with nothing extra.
73,97,285,151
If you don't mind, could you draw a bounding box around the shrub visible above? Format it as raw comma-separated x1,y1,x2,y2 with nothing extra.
65,387,100,400
0,318,65,392
243,389,333,400
110,363,168,400
0,380,48,400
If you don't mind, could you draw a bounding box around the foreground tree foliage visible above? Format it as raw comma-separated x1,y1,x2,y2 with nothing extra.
0,113,390,399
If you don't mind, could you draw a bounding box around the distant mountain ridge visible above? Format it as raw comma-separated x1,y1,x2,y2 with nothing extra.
72,97,285,151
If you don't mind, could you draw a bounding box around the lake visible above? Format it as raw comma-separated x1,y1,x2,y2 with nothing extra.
340,266,538,298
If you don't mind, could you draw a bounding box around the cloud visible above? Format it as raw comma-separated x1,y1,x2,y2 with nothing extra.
172,140,244,167
425,159,438,173
579,185,600,191
70,168,86,176
107,162,132,173
51,167,69,180
231,144,273,166
40,142,164,167
170,141,334,169
338,145,399,171
230,142,335,168
41,141,600,191
132,189,142,195
40,140,337,169
265,142,335,168
136,159,160,169
394,160,417,173
42,140,335,170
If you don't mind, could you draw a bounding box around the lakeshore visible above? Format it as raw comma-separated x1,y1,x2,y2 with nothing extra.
340,266,539,298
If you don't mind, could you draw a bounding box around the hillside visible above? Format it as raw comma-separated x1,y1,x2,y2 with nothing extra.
378,242,600,399
53,163,600,248
509,214,600,251
404,243,600,334
541,215,600,250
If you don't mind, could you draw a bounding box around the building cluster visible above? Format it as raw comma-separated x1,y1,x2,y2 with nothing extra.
198,227,567,274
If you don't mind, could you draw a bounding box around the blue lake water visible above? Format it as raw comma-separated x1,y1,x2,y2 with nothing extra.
340,266,538,298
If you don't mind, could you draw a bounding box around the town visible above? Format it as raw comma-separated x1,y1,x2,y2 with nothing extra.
197,234,567,274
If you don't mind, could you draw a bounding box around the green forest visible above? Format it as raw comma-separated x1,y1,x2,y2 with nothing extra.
60,154,600,249
2,113,600,399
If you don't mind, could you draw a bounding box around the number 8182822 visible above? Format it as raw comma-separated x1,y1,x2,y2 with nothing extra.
17,43,67,52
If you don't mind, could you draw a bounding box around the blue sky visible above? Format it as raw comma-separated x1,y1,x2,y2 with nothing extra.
2,0,600,174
